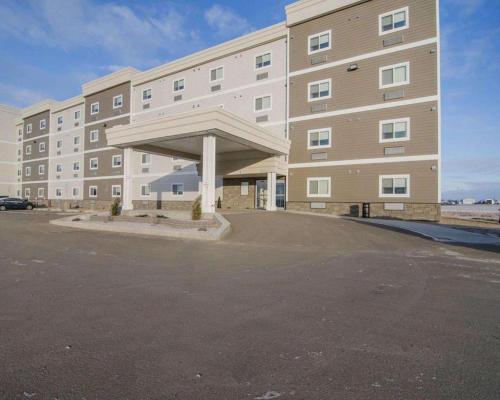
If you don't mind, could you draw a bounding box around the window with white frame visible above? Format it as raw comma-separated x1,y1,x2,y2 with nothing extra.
17,149,21,156
111,185,121,197
112,154,122,168
26,123,32,134
255,52,271,69
209,66,224,82
56,139,63,149
38,164,45,175
73,136,80,146
24,188,31,198
379,118,410,142
40,119,47,130
379,174,410,197
308,30,331,54
17,169,21,176
56,164,63,173
90,102,99,115
241,181,249,196
55,188,62,198
308,128,331,149
89,129,99,142
141,153,151,165
307,177,331,198
37,187,44,198
172,183,184,196
39,142,46,152
142,88,152,101
72,187,79,197
89,158,98,170
141,184,151,197
73,161,80,172
308,79,331,101
113,94,123,109
57,116,63,125
89,186,98,197
254,95,272,112
379,7,409,35
25,145,32,155
173,78,185,92
25,166,31,177
74,110,81,120
380,62,409,88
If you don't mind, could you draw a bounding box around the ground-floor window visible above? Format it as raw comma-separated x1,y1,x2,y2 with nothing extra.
141,184,151,197
89,186,98,198
379,174,410,197
307,177,331,198
241,181,249,196
38,188,44,198
172,183,184,196
111,185,121,197
72,187,79,198
55,188,62,198
24,188,31,198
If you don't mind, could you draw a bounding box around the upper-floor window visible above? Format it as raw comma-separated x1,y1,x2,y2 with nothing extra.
56,139,63,149
39,142,46,152
38,165,45,175
55,188,62,198
380,62,409,89
111,185,122,198
173,79,185,93
254,95,272,112
38,187,44,198
308,128,331,149
74,136,80,146
210,66,224,83
379,174,410,197
379,7,409,35
73,161,80,172
56,164,63,173
308,79,331,102
25,166,31,177
40,119,47,130
308,30,331,55
113,94,123,109
72,187,79,197
141,184,151,197
25,188,31,198
112,154,122,168
89,130,99,142
255,52,271,70
25,145,32,155
90,102,100,115
57,116,63,125
142,89,152,102
74,110,81,120
141,153,151,165
307,177,331,198
379,118,410,143
26,123,32,134
89,158,98,170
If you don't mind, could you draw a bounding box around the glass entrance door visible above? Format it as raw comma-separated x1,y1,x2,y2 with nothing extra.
276,180,286,209
256,180,267,209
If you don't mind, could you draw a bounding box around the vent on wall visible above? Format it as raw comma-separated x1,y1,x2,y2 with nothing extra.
143,103,150,110
383,35,404,47
211,84,221,92
384,90,405,101
311,152,327,160
57,127,62,132
74,122,79,127
142,167,149,174
174,95,182,102
256,72,268,81
311,103,328,113
310,202,326,209
310,55,327,65
384,146,405,155
256,115,268,123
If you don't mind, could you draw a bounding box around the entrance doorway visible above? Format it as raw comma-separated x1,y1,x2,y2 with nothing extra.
256,180,267,209
276,180,286,209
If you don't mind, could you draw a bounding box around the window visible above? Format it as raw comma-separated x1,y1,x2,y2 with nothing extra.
38,165,45,175
379,7,409,35
380,62,409,89
24,188,31,198
57,116,63,125
380,118,410,142
56,139,63,149
17,169,21,177
72,187,79,197
308,79,331,102
113,94,123,109
173,78,185,93
18,129,22,137
254,95,272,112
111,185,121,197
25,166,31,177
89,186,98,198
26,145,32,155
39,142,46,152
55,188,62,198
142,89,152,102
308,128,331,149
17,149,21,156
112,154,122,168
74,110,81,120
379,175,410,197
255,52,271,70
89,158,98,170
89,130,99,142
209,66,224,82
90,102,99,115
56,164,63,173
172,183,184,196
26,123,32,134
38,187,44,198
73,136,80,146
307,177,331,198
308,30,331,54
141,184,151,197
40,119,47,130
141,153,151,165
73,161,80,172
241,181,249,196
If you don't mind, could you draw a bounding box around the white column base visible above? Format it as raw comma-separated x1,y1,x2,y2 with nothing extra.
122,147,134,211
201,135,216,214
266,172,277,211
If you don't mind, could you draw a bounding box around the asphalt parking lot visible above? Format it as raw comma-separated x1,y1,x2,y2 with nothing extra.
1,210,499,399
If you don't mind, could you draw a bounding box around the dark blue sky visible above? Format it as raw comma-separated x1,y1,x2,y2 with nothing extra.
0,0,498,199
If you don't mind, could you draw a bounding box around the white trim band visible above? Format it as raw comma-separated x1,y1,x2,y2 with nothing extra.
288,154,439,169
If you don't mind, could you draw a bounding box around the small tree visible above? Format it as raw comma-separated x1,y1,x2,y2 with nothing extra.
110,198,121,217
192,196,202,221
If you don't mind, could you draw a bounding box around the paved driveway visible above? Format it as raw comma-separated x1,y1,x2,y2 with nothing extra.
1,210,499,399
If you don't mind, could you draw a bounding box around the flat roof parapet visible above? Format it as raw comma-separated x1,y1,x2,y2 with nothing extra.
21,99,57,119
82,67,139,97
286,0,366,26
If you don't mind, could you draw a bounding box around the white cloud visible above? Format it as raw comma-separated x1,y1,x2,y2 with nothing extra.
204,5,254,38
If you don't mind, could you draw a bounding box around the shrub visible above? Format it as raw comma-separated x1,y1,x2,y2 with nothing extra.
217,196,222,209
192,196,202,221
110,198,121,217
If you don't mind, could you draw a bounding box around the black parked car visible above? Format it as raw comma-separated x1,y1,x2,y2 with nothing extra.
0,198,34,211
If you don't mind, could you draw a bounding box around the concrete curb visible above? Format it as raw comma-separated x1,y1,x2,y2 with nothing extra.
50,212,231,241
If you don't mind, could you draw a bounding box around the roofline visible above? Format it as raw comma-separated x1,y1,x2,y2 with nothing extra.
51,95,84,114
286,0,367,26
133,22,287,86
21,99,57,119
82,67,139,97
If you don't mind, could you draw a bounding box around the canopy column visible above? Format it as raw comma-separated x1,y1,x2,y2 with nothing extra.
201,135,216,214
